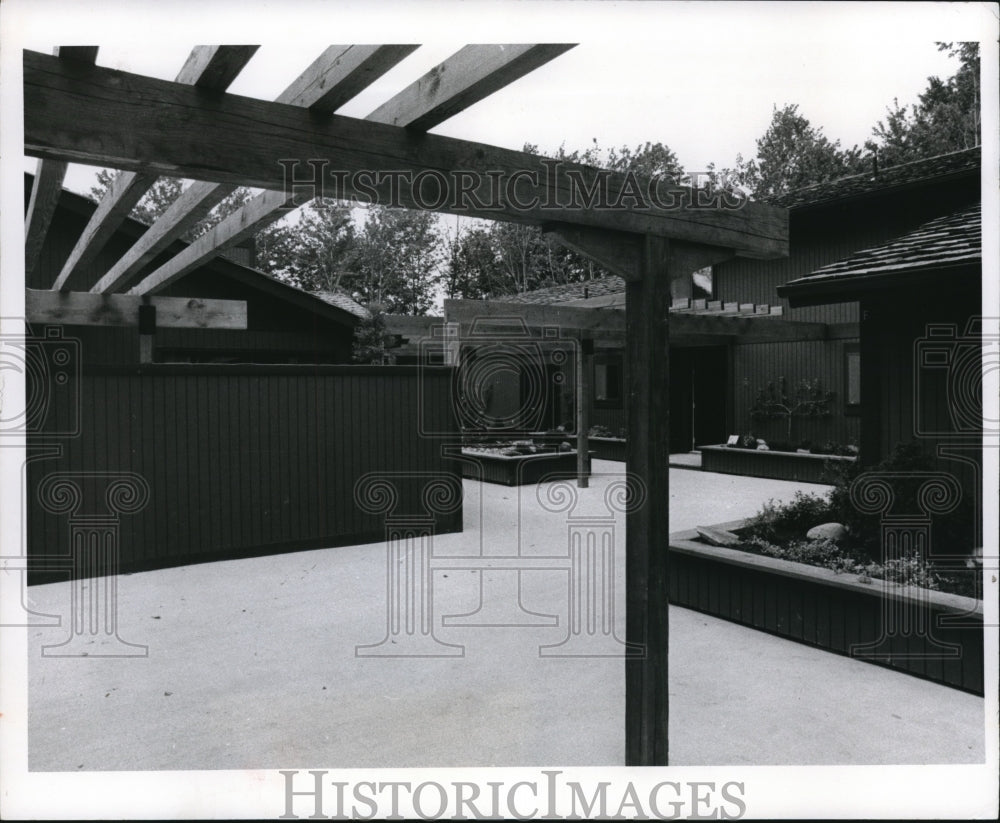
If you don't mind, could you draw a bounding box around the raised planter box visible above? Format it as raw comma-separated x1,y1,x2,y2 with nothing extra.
588,436,626,461
669,520,984,695
460,449,584,486
699,443,856,484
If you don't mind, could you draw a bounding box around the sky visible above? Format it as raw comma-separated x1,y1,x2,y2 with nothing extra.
6,0,988,198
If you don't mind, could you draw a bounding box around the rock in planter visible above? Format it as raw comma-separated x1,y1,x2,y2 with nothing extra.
806,522,847,542
696,526,742,548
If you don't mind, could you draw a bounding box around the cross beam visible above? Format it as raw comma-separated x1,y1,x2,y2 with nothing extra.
25,289,247,329
129,44,573,297
24,50,788,259
24,47,99,280
88,45,418,295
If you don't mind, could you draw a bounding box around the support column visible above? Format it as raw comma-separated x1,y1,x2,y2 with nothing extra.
576,336,593,487
138,303,155,364
625,237,734,766
625,234,671,766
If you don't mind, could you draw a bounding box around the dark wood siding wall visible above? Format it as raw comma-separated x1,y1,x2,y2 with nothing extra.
27,365,461,582
732,337,861,447
860,272,982,496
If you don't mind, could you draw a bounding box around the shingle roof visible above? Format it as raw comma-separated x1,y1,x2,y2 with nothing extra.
311,290,371,319
502,276,627,305
782,202,981,291
769,146,980,210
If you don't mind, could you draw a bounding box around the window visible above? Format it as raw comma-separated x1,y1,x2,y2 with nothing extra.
844,343,861,411
594,354,624,407
692,265,713,299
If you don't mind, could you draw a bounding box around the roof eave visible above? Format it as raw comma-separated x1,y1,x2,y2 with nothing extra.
778,261,981,307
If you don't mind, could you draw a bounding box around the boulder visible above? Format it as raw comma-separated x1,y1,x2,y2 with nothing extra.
696,526,742,548
806,522,847,543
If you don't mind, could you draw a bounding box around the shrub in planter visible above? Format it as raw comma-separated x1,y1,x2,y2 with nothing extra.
825,442,976,563
733,442,978,596
741,491,834,545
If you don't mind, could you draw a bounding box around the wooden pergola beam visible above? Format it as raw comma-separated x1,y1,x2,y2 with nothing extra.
24,47,98,281
88,45,417,295
26,288,247,329
444,297,626,335
178,44,261,90
24,156,68,280
129,44,573,296
542,222,645,281
444,296,824,342
52,46,260,292
24,50,789,259
365,44,575,131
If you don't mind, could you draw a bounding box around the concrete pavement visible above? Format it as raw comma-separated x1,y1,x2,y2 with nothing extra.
25,461,984,769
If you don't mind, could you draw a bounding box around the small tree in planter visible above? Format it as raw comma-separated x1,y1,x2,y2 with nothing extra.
351,303,395,364
749,377,835,443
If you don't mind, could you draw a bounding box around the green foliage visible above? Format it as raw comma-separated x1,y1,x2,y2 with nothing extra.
867,43,980,166
256,199,356,291
708,104,865,198
741,492,834,545
350,206,442,315
825,442,974,562
738,443,977,591
350,304,394,364
709,44,980,198
445,139,687,300
742,535,946,590
748,377,835,439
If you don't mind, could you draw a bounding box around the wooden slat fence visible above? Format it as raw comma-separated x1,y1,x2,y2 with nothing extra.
27,364,461,582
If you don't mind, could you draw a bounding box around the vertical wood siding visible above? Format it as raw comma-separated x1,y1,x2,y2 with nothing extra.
27,365,461,581
668,542,984,695
731,338,861,446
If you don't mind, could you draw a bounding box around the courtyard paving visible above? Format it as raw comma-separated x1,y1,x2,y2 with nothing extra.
24,461,985,769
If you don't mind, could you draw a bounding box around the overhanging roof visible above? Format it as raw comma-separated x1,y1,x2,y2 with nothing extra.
779,202,982,307
767,147,981,212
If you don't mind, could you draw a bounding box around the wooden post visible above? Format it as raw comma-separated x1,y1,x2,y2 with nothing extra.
138,303,156,364
625,234,671,766
625,238,736,766
576,336,593,487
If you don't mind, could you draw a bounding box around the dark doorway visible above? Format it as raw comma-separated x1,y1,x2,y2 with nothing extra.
691,346,729,447
668,345,729,452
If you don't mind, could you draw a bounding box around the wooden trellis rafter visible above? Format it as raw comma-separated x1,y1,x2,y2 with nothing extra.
52,46,261,292
125,44,578,297
88,45,419,295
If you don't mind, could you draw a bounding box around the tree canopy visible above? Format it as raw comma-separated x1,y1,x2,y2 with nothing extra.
709,42,980,198
867,42,980,167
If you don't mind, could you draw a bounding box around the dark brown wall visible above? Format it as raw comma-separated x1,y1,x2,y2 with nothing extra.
860,271,981,495
27,365,461,581
732,337,861,447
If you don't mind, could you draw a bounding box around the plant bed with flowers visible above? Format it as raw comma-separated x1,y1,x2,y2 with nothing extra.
671,444,984,693
584,424,627,462
700,436,857,483
459,437,585,486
